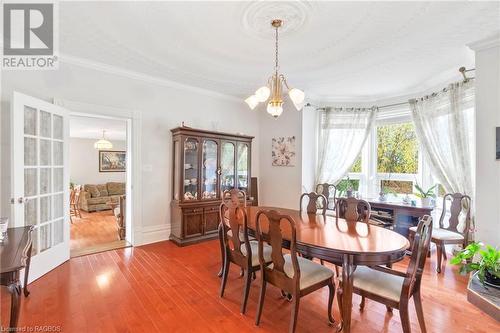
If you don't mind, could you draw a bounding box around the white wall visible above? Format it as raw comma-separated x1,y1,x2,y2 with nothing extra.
0,60,260,245
70,138,127,185
470,35,500,247
258,105,302,209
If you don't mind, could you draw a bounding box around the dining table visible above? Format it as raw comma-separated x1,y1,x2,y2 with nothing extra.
243,206,410,333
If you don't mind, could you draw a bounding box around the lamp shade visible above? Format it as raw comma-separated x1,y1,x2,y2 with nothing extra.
267,101,283,118
288,88,305,106
245,95,259,110
94,139,113,150
255,86,271,102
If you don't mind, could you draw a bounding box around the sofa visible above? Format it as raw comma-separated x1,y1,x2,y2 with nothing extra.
80,182,126,212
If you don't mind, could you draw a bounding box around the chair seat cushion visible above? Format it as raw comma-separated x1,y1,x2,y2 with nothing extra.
282,254,334,290
409,226,464,241
240,241,272,267
340,266,404,302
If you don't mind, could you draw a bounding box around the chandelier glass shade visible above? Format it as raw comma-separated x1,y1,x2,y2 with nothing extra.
245,19,305,119
94,130,113,150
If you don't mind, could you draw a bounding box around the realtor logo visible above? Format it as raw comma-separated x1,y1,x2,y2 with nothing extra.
2,2,58,69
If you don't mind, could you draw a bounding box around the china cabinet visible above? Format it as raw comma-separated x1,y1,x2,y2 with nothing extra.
170,126,253,246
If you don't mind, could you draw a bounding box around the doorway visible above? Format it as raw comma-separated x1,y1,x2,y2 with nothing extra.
68,114,131,257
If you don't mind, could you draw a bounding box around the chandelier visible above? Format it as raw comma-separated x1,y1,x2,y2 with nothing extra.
94,130,113,150
245,19,305,118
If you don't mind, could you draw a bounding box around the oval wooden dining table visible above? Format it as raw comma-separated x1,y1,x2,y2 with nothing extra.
241,206,411,333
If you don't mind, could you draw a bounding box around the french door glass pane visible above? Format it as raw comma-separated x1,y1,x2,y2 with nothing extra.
24,106,37,135
40,168,51,194
53,115,63,140
53,168,63,192
40,223,52,252
40,111,51,138
237,143,248,192
202,140,218,200
221,142,235,193
40,196,51,223
53,219,64,246
40,139,51,166
24,137,37,166
24,198,37,225
24,168,37,197
53,141,63,166
53,193,64,219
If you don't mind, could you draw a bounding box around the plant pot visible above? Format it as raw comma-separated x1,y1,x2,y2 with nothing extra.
421,197,431,207
485,271,500,288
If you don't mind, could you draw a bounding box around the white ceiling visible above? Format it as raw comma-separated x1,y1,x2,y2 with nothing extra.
60,1,500,102
70,115,126,141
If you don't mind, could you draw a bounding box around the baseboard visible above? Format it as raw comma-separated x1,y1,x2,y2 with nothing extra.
139,224,171,246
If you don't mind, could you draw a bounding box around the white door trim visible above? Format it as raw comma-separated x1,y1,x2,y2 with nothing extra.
53,99,143,246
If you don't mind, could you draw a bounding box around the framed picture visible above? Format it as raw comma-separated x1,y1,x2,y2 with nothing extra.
99,150,126,172
497,127,500,160
272,136,296,166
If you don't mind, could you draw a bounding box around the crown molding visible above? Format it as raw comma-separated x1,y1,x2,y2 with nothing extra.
467,33,500,51
59,53,242,103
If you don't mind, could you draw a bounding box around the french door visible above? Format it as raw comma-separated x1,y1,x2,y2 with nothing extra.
11,91,70,283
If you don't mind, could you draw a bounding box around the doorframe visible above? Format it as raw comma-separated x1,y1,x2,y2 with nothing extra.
53,98,143,246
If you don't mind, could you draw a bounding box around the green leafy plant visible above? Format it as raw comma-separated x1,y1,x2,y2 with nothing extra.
413,182,437,199
337,176,358,197
450,242,500,285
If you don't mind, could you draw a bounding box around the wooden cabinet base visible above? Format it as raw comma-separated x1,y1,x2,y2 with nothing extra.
169,233,219,247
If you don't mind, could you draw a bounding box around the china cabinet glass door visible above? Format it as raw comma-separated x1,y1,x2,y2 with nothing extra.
220,142,235,193
202,140,218,200
237,143,249,194
183,138,199,201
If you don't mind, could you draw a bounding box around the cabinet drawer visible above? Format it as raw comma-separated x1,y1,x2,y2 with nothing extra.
183,207,203,214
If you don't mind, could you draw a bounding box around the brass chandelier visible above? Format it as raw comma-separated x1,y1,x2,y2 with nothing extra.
245,19,305,118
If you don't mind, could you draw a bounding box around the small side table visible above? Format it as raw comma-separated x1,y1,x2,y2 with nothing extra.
0,226,34,329
107,201,118,212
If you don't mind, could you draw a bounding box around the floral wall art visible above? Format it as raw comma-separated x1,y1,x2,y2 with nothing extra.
272,136,296,166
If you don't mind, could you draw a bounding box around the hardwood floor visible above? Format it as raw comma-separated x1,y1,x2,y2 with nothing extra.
70,210,128,257
1,240,498,332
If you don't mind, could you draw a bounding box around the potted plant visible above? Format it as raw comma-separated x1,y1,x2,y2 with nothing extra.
414,182,436,207
451,242,500,288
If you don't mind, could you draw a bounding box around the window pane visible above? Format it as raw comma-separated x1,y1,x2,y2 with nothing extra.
381,180,413,194
337,178,360,197
350,156,362,173
377,122,418,173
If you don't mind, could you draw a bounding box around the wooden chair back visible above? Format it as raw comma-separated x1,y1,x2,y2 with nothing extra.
335,197,371,223
315,183,337,210
299,192,327,216
255,210,300,293
222,189,247,207
439,193,471,237
118,195,126,239
219,199,252,268
403,215,433,297
70,189,76,205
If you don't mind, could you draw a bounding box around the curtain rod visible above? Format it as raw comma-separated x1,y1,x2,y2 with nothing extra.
312,67,475,111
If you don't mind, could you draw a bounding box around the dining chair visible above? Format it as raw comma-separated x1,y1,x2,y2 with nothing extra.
219,196,272,314
315,183,337,210
409,193,471,273
335,197,371,223
254,209,336,333
218,189,249,278
299,192,328,216
337,215,433,333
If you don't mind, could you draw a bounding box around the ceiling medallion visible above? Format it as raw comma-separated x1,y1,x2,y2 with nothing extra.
241,1,311,39
245,19,305,119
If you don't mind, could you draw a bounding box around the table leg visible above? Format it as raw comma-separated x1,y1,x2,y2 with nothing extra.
8,280,22,328
23,244,33,297
341,254,356,333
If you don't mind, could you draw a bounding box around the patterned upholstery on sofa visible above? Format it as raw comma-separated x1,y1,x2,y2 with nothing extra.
80,182,126,212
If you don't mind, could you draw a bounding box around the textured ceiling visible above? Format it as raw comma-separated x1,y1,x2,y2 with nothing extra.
70,116,126,141
60,1,500,101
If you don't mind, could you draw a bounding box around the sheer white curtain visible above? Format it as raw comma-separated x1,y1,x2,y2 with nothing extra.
316,107,377,184
410,80,475,199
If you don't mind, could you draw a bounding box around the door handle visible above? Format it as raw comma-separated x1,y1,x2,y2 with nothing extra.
17,197,29,204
